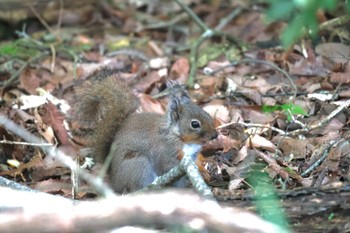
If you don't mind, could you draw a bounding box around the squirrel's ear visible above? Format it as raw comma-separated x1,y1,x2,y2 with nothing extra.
166,81,192,123
168,97,184,123
167,81,191,105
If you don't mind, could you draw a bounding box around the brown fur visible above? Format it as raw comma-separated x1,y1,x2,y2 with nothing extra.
72,70,218,193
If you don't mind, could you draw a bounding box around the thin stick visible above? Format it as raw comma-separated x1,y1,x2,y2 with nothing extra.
287,98,350,136
29,6,54,35
0,116,116,198
0,139,52,147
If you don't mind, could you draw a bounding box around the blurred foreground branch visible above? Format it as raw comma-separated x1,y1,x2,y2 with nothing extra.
0,187,287,233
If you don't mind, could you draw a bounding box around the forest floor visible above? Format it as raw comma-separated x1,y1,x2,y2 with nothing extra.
0,1,349,232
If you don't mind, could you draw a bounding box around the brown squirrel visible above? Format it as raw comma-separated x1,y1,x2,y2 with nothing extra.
72,68,218,193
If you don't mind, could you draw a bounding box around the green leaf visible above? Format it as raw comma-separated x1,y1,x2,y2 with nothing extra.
247,166,289,230
281,16,305,47
266,1,295,20
262,105,280,113
320,0,337,10
197,44,226,67
328,212,334,220
262,103,306,122
0,43,18,56
281,103,307,116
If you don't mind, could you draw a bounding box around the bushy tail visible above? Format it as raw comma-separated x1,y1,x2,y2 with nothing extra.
72,68,138,161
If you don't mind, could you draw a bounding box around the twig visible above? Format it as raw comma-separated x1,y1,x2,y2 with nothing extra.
319,14,350,31
0,176,37,192
180,144,213,198
142,12,188,30
49,44,56,73
188,35,211,86
29,6,54,35
287,98,350,136
233,58,298,99
0,139,52,146
256,150,290,181
215,7,243,31
3,53,49,88
173,0,242,87
218,121,287,136
137,144,213,199
173,0,210,32
301,140,339,177
0,116,116,198
56,0,63,35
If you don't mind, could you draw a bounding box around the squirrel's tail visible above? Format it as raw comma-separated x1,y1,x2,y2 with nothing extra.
72,68,138,161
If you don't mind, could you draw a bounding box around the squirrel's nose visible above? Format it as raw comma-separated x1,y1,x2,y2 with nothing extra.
211,131,218,140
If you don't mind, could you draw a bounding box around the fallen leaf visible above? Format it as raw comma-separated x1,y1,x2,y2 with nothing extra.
315,42,350,64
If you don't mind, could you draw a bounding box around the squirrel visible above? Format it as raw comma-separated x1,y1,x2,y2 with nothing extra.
71,68,218,193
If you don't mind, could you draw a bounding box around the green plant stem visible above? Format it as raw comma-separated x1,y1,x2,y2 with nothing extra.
173,0,210,32
174,0,242,87
188,35,209,87
215,7,243,31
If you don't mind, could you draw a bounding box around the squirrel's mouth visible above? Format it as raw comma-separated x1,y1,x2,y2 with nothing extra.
180,133,217,145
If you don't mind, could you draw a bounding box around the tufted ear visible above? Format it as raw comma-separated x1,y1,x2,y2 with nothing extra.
168,97,184,123
165,81,193,125
166,80,191,105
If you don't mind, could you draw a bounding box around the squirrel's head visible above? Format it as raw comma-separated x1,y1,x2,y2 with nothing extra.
166,83,218,144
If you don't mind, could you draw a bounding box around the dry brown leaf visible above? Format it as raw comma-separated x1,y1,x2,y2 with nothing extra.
315,42,350,64
309,118,345,136
134,71,163,93
256,150,289,180
203,133,242,152
19,68,41,95
237,86,262,105
31,166,70,182
322,147,342,172
197,76,219,97
40,101,69,145
330,72,350,84
288,57,329,77
34,108,56,144
169,57,189,83
138,93,165,114
241,107,274,124
248,134,276,152
273,136,314,160
232,145,248,164
34,179,72,195
203,102,230,123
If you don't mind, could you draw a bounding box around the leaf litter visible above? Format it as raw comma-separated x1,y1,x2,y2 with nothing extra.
0,1,349,226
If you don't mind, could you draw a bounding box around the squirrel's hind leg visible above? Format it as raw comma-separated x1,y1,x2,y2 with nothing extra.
110,155,157,193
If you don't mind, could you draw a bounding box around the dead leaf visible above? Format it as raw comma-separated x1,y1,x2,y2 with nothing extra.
322,147,341,172
248,134,277,152
203,102,230,123
138,93,165,114
40,101,69,145
330,72,350,84
19,68,42,95
34,108,56,144
169,57,189,83
273,136,314,160
315,42,350,64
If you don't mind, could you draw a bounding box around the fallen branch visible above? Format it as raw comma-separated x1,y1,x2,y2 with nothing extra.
0,187,287,233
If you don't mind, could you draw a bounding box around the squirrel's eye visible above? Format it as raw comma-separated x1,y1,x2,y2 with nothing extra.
191,119,201,129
